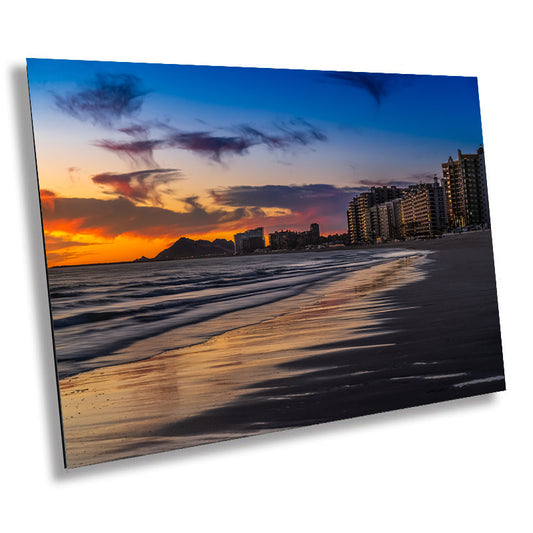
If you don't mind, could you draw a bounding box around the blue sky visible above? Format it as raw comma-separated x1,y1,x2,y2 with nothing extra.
27,58,485,265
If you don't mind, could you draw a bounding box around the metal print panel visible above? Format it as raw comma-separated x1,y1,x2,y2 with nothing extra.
27,59,505,468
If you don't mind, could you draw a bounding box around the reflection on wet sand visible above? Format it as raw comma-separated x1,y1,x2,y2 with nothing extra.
60,255,428,467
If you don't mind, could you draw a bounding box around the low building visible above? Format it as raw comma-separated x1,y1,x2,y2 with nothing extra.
269,223,321,250
234,227,265,253
268,229,300,250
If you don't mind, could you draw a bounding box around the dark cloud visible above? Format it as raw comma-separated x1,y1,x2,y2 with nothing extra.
180,195,266,223
237,119,327,151
91,168,181,206
165,131,252,163
165,119,326,162
212,178,438,222
55,73,148,127
42,194,263,239
212,183,367,216
95,118,327,165
117,123,151,138
92,139,164,167
326,71,414,105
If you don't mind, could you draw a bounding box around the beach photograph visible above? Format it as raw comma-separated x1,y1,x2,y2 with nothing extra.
27,58,505,468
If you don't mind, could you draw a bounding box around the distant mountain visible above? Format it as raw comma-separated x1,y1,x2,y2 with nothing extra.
135,237,235,262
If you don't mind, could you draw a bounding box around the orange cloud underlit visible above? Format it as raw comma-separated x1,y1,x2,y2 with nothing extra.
39,186,339,266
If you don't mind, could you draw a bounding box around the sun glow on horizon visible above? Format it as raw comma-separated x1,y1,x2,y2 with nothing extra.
29,59,485,266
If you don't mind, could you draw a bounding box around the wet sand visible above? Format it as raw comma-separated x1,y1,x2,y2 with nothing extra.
59,230,504,467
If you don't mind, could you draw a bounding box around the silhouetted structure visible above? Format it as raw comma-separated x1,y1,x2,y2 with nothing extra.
234,227,265,253
269,223,321,250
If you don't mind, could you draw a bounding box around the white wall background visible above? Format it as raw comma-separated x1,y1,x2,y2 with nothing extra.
1,2,531,531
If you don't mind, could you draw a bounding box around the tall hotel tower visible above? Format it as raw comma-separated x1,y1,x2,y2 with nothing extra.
441,146,490,229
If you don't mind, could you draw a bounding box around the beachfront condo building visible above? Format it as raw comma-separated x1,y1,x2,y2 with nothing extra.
366,198,403,242
400,178,447,238
441,146,490,229
347,186,403,244
234,227,265,253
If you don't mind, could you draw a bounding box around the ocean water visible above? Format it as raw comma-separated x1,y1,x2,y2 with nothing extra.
51,237,506,467
58,248,436,466
48,248,423,379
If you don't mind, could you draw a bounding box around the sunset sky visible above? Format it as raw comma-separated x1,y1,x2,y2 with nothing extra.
27,59,484,266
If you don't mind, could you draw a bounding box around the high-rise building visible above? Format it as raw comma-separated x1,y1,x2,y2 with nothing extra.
347,186,404,244
400,178,446,238
347,193,371,244
365,198,403,243
441,146,490,228
378,199,403,241
366,204,380,242
234,227,265,253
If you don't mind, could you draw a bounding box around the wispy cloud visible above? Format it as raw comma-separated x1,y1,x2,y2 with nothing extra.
66,166,81,183
117,123,151,138
165,131,251,163
94,118,327,165
54,73,326,165
91,168,181,206
92,139,164,167
164,118,327,163
326,71,414,105
237,119,327,150
55,73,148,127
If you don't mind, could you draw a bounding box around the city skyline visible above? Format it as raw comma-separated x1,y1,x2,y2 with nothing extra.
28,59,485,266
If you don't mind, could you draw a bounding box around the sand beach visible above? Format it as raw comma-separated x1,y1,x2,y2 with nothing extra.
58,230,504,467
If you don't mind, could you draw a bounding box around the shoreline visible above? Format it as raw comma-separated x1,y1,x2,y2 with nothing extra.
152,231,504,439
58,230,505,467
48,230,484,269
59,252,430,467
53,247,425,380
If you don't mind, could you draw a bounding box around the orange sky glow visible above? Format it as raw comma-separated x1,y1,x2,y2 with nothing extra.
28,60,485,266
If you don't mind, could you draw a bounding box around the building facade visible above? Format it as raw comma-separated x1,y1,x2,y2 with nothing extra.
378,198,403,241
347,186,403,244
400,178,446,238
441,146,490,228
